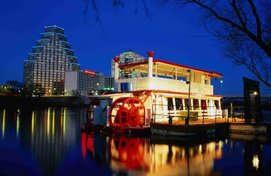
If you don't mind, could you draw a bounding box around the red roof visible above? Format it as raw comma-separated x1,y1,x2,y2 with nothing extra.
118,59,223,78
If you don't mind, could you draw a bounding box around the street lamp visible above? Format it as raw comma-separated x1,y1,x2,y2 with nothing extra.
186,69,191,126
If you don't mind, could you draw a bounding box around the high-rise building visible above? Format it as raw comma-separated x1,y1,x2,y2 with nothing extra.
111,50,146,78
23,25,80,95
65,70,104,96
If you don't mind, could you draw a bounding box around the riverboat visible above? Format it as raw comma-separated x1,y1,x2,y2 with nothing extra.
91,51,223,133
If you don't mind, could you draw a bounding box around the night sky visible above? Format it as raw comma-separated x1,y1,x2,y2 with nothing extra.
0,0,263,95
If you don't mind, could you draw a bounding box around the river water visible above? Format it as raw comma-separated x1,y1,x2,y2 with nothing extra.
0,107,270,176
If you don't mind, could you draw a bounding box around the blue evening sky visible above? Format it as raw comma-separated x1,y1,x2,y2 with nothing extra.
0,0,266,95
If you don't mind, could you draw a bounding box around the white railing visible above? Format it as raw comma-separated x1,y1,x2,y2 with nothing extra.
151,103,224,123
116,77,213,95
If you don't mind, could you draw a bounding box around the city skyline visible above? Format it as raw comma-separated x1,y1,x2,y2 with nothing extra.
0,1,264,95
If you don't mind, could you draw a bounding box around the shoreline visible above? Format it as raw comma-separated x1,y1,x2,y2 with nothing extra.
0,95,89,108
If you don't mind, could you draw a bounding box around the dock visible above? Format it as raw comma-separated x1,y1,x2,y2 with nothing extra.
150,118,271,142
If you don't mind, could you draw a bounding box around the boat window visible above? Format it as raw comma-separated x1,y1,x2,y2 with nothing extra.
178,77,186,81
167,98,173,110
175,98,183,110
201,100,207,110
120,82,132,92
193,99,199,110
124,58,129,63
124,70,129,78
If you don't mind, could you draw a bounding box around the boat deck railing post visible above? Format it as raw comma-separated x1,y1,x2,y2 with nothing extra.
202,111,205,124
168,110,172,124
215,107,217,124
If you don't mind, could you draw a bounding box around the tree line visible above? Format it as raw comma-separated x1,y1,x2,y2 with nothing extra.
0,80,45,97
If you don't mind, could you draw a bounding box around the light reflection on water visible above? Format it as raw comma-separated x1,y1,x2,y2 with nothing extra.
0,107,271,176
82,134,224,175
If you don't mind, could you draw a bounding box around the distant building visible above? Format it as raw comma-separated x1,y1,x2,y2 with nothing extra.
111,50,146,79
65,70,104,96
23,25,80,95
103,77,114,91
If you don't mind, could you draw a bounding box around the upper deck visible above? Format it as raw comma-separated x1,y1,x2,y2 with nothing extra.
113,52,222,96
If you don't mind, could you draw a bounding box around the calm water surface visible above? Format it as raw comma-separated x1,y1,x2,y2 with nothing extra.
0,107,270,176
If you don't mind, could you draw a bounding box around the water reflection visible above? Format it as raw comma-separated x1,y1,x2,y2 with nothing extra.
244,142,263,175
81,133,271,175
109,137,149,172
1,109,5,139
133,138,222,175
0,107,86,175
0,107,270,175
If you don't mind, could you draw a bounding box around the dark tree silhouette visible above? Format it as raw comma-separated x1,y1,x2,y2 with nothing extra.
5,80,24,95
86,0,271,88
179,0,271,88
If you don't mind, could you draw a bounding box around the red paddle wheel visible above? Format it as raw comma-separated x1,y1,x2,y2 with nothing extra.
109,97,145,132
